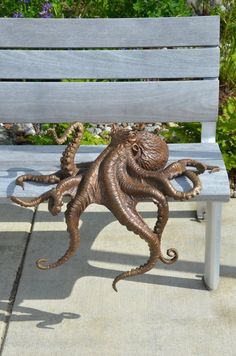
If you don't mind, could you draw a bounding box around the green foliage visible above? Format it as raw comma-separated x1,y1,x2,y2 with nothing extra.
133,0,191,17
218,1,236,95
0,0,191,18
217,96,236,171
161,122,201,143
199,0,236,96
80,129,110,145
161,96,236,171
27,123,110,145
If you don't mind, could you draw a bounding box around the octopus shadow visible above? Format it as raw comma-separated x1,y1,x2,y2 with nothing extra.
0,302,80,330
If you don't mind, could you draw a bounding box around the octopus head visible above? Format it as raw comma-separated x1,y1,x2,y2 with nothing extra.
110,125,168,171
132,130,169,171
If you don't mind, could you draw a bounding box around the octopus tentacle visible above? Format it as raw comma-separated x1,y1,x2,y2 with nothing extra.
118,169,177,265
48,175,84,215
15,172,61,190
159,248,178,264
36,147,113,270
11,188,56,208
112,237,159,292
127,150,202,200
36,195,88,270
176,159,220,174
118,168,168,234
15,160,91,191
47,122,84,177
11,175,83,212
101,150,161,291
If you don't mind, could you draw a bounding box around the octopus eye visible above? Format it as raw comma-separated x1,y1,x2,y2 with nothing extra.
132,143,139,153
132,143,141,158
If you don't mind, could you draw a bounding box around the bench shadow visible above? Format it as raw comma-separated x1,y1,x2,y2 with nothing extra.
12,208,236,301
1,206,235,328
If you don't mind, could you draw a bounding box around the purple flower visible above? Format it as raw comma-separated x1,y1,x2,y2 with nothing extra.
39,2,53,18
42,3,52,11
13,12,24,18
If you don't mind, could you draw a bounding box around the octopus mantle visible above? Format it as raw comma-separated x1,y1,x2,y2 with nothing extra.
11,123,219,291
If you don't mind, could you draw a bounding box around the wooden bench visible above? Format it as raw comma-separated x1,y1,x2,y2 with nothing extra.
0,16,230,290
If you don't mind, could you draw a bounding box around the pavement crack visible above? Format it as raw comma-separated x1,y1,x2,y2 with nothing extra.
0,207,38,355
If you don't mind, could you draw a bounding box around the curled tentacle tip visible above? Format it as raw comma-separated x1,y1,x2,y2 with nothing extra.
50,207,62,216
16,181,24,190
112,281,118,292
36,258,50,270
167,248,178,260
160,248,178,265
209,167,220,174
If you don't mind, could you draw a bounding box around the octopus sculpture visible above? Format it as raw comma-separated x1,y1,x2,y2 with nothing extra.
11,123,219,291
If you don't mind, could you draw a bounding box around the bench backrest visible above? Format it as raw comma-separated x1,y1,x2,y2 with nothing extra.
0,16,220,142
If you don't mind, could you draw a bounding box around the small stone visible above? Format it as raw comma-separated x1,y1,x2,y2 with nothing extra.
25,128,36,136
94,128,102,136
153,124,162,131
145,126,154,132
13,123,36,136
104,125,111,132
0,125,12,144
167,122,179,128
87,127,96,134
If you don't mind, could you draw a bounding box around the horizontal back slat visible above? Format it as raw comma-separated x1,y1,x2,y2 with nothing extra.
0,80,219,123
0,17,220,48
0,48,219,79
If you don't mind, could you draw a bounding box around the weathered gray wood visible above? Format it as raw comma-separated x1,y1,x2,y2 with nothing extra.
0,17,220,48
0,143,229,202
0,80,219,122
0,48,219,79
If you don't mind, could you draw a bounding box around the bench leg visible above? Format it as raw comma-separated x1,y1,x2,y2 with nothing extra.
204,201,222,290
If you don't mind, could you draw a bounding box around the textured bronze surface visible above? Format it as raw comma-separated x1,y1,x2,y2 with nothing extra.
11,123,219,291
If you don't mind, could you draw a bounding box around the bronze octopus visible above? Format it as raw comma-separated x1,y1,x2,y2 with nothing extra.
11,123,219,291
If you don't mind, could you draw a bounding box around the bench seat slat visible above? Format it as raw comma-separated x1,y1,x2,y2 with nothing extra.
0,48,219,79
0,17,220,48
0,80,219,123
0,143,229,202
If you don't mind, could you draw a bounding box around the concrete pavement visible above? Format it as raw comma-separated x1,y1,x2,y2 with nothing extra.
0,200,235,356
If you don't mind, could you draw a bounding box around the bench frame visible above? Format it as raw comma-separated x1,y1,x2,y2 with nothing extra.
0,16,230,290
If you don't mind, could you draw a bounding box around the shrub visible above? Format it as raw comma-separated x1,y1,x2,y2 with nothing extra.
217,96,236,171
